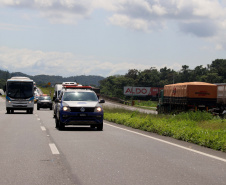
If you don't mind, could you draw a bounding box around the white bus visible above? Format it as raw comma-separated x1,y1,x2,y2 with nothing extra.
5,77,35,114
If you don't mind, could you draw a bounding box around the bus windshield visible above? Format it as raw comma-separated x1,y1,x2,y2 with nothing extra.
7,82,33,99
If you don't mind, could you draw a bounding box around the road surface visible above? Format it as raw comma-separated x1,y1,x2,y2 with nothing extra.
0,97,226,185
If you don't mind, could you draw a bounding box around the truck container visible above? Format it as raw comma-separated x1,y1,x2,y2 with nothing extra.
209,83,226,118
157,82,217,113
217,84,226,104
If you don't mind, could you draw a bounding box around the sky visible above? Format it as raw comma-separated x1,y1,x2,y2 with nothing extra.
0,0,226,77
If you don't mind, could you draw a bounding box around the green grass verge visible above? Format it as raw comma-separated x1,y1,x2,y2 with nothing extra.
134,100,158,107
103,107,226,152
133,100,158,110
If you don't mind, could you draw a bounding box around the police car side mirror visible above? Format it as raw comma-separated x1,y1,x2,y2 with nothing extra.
99,99,105,103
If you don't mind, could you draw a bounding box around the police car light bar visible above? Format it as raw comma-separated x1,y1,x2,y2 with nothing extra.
62,85,92,89
62,82,77,86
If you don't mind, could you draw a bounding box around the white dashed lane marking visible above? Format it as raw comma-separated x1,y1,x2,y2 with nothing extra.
40,126,46,131
35,113,59,155
49,143,60,154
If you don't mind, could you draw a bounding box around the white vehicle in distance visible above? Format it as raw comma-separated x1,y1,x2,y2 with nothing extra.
5,76,35,114
53,82,77,117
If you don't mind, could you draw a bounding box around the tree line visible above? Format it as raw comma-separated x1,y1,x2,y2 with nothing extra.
0,71,104,89
1,59,225,99
99,59,226,99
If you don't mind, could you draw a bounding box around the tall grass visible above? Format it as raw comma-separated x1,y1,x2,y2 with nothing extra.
134,100,158,107
103,107,226,152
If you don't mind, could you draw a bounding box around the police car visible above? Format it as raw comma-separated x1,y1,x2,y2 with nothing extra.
54,85,105,130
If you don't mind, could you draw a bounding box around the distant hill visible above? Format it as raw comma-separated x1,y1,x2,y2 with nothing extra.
1,71,104,87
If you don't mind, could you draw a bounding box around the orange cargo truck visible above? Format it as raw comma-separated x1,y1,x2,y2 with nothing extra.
157,82,218,114
210,83,226,118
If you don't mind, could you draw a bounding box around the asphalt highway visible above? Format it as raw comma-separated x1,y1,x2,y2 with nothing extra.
0,97,226,185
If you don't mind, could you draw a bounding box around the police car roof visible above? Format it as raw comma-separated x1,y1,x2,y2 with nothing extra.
65,88,94,93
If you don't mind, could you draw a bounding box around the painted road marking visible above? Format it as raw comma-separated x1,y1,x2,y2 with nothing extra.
49,143,60,154
40,126,46,131
105,122,226,163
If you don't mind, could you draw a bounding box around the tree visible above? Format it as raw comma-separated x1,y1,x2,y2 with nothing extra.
160,67,176,84
210,59,226,82
190,65,208,81
200,73,222,83
179,65,191,82
125,69,140,80
0,79,6,89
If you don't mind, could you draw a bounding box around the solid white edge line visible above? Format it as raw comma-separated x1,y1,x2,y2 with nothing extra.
104,122,226,163
49,143,60,154
40,126,46,131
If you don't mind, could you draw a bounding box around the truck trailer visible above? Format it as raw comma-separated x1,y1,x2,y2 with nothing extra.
209,83,226,118
157,82,217,114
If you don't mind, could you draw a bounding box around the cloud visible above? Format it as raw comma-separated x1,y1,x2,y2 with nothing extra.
109,14,151,32
1,0,226,48
179,20,218,37
1,47,171,77
105,0,226,48
0,0,95,24
1,0,226,32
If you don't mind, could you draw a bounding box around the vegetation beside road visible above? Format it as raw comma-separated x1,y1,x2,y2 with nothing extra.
103,107,226,152
99,59,226,99
38,86,54,99
133,100,158,110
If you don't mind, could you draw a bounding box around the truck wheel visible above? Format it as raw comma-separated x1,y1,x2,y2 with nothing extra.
7,108,10,114
37,106,40,110
11,109,14,114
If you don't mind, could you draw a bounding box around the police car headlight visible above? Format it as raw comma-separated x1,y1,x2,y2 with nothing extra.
95,107,102,112
62,106,71,112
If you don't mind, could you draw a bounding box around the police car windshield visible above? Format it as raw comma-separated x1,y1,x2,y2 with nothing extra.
63,92,98,101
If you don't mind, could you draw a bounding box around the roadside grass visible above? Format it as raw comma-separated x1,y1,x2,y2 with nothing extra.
133,100,158,110
134,100,158,107
103,106,226,152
